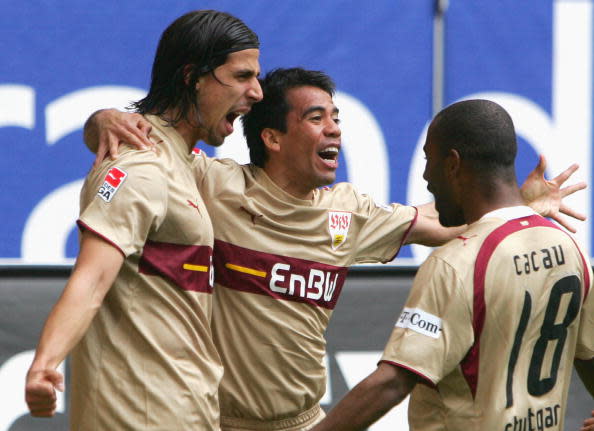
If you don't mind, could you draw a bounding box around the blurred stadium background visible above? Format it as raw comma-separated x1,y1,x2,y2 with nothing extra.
1,1,592,429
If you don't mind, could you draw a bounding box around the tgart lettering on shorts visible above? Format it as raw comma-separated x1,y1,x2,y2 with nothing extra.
395,307,442,339
504,404,561,431
269,263,340,302
97,167,127,203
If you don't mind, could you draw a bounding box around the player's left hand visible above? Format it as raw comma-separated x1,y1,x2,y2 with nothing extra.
580,410,594,431
85,109,154,168
520,155,587,233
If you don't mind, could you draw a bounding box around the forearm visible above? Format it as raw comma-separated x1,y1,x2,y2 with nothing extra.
406,202,467,247
313,364,415,431
314,381,401,430
575,358,594,398
30,270,109,370
83,109,105,153
410,224,467,247
30,231,123,370
83,109,154,168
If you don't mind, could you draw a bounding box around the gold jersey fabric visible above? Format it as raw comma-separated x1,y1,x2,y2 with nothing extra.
193,154,418,428
381,206,594,431
71,116,223,430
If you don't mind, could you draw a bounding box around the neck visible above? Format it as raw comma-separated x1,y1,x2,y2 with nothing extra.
462,182,525,225
162,109,202,153
263,164,315,200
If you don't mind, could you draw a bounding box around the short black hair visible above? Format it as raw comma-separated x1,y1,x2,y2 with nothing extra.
429,99,517,178
130,10,259,126
242,68,336,167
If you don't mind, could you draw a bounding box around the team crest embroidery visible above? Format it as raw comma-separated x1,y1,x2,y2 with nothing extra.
328,211,352,250
97,167,127,203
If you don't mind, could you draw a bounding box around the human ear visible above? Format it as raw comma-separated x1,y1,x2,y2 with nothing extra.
261,128,282,153
445,149,461,179
183,64,199,89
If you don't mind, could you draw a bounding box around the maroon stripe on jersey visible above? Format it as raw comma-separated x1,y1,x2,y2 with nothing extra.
378,360,436,388
529,218,591,300
77,220,126,257
387,206,419,262
566,234,591,300
213,239,348,309
460,215,588,397
139,240,213,293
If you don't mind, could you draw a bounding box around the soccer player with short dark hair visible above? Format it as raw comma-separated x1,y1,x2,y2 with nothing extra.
312,99,594,431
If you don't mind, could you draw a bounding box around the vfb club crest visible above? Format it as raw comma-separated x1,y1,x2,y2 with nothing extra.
328,211,352,250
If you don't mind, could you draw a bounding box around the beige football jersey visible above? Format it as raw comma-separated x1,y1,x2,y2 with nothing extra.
381,206,594,431
71,115,223,430
192,154,418,428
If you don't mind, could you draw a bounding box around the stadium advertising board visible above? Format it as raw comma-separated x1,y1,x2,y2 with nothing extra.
1,0,591,265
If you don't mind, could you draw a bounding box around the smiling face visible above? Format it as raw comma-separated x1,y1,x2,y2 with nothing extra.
194,48,262,146
269,85,341,198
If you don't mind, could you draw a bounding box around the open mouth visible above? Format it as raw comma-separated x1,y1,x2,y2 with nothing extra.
226,112,240,126
318,146,340,168
223,111,243,135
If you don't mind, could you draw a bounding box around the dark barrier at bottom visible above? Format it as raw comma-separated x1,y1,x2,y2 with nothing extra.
0,268,591,430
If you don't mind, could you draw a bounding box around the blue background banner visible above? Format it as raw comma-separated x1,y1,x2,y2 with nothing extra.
1,3,593,430
1,0,592,264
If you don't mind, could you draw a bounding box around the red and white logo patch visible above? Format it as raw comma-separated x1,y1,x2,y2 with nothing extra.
328,211,352,250
97,167,127,203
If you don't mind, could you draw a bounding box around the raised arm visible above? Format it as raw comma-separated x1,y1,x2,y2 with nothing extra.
25,230,124,417
404,202,466,247
311,363,417,431
520,154,587,233
84,109,153,167
407,156,587,247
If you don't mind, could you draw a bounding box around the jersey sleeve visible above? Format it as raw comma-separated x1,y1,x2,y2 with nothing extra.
575,264,594,360
77,152,167,257
351,192,417,264
380,255,474,384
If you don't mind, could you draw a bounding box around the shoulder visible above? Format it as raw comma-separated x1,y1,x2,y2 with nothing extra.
84,149,167,203
316,182,375,208
320,181,358,196
191,150,242,175
427,227,487,276
110,146,166,177
412,254,470,305
317,182,415,218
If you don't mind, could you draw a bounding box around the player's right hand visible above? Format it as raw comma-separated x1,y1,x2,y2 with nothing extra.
25,368,65,417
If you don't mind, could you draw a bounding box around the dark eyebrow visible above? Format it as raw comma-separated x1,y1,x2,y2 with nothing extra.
235,68,259,77
301,105,339,119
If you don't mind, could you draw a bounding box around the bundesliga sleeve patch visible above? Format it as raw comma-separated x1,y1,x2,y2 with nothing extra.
395,307,442,339
97,167,127,203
